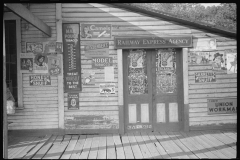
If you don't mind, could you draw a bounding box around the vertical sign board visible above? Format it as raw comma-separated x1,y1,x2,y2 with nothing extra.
208,99,237,114
63,24,81,91
68,93,79,110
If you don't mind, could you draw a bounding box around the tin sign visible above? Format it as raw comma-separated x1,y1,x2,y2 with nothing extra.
92,57,113,68
84,42,109,58
81,24,112,39
195,72,216,83
68,93,79,110
208,99,237,114
29,75,51,86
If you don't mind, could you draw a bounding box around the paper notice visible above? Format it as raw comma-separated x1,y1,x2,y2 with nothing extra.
104,66,114,82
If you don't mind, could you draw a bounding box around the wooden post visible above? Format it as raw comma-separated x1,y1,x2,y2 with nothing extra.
56,3,64,130
182,48,189,132
3,18,8,159
117,49,124,134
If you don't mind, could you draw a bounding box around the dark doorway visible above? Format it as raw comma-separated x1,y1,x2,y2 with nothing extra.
5,20,18,105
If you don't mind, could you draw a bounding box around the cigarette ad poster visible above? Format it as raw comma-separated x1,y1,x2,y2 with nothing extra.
29,75,51,86
195,72,216,83
99,83,115,94
208,98,237,114
188,52,210,65
26,42,43,53
84,42,109,58
104,66,114,82
92,57,113,68
43,41,58,55
209,51,227,71
33,53,49,73
226,53,237,74
48,55,62,76
193,38,216,51
82,71,95,85
81,24,112,39
68,93,79,110
20,53,34,71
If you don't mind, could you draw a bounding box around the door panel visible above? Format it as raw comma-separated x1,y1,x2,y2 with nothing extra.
123,48,183,132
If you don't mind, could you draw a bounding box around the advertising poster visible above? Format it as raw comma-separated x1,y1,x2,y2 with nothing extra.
56,42,63,54
63,23,81,91
104,66,114,82
29,75,51,86
82,71,95,85
26,42,43,53
195,72,216,83
68,93,79,110
48,55,62,76
99,83,115,94
209,51,227,71
188,52,210,65
20,53,34,72
33,53,48,73
208,98,237,114
84,42,109,58
92,57,113,68
226,53,237,74
81,24,112,39
193,38,216,51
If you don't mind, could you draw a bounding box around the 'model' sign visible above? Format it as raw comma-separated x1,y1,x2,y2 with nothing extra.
114,36,192,49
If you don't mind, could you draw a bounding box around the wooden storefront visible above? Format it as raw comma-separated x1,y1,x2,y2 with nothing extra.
4,3,237,135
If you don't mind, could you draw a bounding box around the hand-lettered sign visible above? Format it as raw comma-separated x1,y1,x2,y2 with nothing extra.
195,72,216,83
63,23,81,91
81,24,112,39
84,42,109,57
114,36,192,49
92,57,113,68
29,75,51,86
68,93,79,110
208,98,237,114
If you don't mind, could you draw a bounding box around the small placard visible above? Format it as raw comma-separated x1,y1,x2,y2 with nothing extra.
92,57,113,68
195,72,216,83
68,93,79,110
29,75,51,86
99,83,115,94
84,42,109,58
208,99,237,114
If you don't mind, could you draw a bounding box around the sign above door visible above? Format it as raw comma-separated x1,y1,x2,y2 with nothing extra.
114,36,192,49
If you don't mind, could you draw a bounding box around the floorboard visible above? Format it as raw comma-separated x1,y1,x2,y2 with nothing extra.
113,134,125,159
78,135,93,159
127,132,144,159
88,135,100,159
121,134,134,159
106,134,116,159
97,134,107,159
133,132,152,158
69,135,86,159
60,135,79,159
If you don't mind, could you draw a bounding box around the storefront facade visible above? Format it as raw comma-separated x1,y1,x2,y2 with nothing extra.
4,3,237,134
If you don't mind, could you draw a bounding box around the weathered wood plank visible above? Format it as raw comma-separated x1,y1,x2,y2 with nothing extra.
23,101,58,105
133,132,152,158
88,135,100,159
97,134,107,159
140,132,162,159
127,133,143,159
221,131,237,141
188,83,237,89
60,135,79,159
121,134,134,159
106,134,116,159
189,88,237,94
23,86,58,90
78,135,93,159
189,119,236,126
147,132,170,159
69,135,86,159
190,115,237,122
201,131,236,158
113,134,125,159
166,132,198,159
32,135,57,159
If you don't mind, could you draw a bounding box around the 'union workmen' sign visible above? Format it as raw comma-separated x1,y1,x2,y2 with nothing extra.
114,36,192,49
208,98,237,114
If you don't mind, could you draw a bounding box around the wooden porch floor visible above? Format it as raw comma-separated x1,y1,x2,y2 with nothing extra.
8,130,237,159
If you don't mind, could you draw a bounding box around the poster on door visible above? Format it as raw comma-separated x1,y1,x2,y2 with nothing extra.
226,53,237,74
33,53,48,73
48,56,62,76
68,93,79,110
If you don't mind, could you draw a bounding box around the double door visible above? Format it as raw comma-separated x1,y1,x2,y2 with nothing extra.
123,48,183,132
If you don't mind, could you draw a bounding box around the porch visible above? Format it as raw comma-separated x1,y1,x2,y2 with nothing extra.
8,130,236,159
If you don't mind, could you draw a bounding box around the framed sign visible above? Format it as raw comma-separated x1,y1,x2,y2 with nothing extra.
92,57,113,68
63,23,81,91
68,93,79,110
208,98,237,114
81,24,112,39
84,42,109,58
29,75,51,86
195,72,216,83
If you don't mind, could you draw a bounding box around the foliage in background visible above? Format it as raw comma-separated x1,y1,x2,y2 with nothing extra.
127,3,236,31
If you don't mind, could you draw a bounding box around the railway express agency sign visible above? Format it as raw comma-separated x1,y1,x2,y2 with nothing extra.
208,98,237,114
